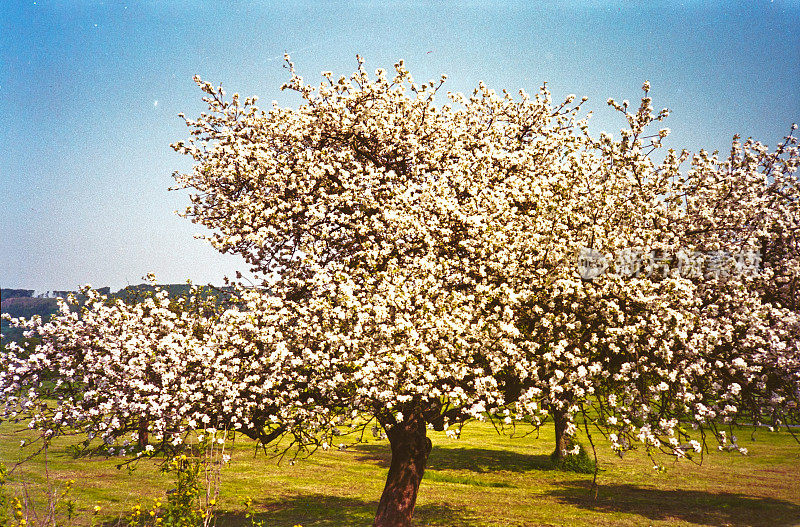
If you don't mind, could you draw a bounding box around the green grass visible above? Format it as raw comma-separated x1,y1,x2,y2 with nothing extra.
1,419,799,527
423,470,516,488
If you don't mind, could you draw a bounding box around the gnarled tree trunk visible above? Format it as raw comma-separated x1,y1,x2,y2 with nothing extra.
552,406,569,461
373,410,432,527
137,417,149,449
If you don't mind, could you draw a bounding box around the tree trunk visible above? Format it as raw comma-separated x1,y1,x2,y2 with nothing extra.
137,417,149,449
552,407,569,461
373,410,432,527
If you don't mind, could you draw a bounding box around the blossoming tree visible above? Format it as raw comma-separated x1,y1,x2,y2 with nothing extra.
0,282,296,457
169,57,800,523
499,91,800,464
2,57,799,527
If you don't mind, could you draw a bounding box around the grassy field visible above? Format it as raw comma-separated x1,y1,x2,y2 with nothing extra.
1,419,799,527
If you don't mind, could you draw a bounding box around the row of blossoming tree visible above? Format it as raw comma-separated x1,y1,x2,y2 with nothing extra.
2,57,799,526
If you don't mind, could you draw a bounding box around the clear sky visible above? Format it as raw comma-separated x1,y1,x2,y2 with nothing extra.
1,0,798,292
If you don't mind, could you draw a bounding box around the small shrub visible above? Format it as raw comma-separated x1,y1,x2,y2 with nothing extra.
550,442,595,474
128,455,210,527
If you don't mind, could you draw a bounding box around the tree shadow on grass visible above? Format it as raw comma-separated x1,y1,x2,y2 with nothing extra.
351,443,556,473
214,494,479,527
550,479,800,527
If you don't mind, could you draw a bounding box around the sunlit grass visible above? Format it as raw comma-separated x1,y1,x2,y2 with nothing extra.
1,419,799,526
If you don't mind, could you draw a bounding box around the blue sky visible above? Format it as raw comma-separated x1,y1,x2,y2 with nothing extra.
1,0,798,291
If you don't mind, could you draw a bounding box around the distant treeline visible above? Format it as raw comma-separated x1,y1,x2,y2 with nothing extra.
1,288,110,299
2,289,35,298
0,296,60,320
